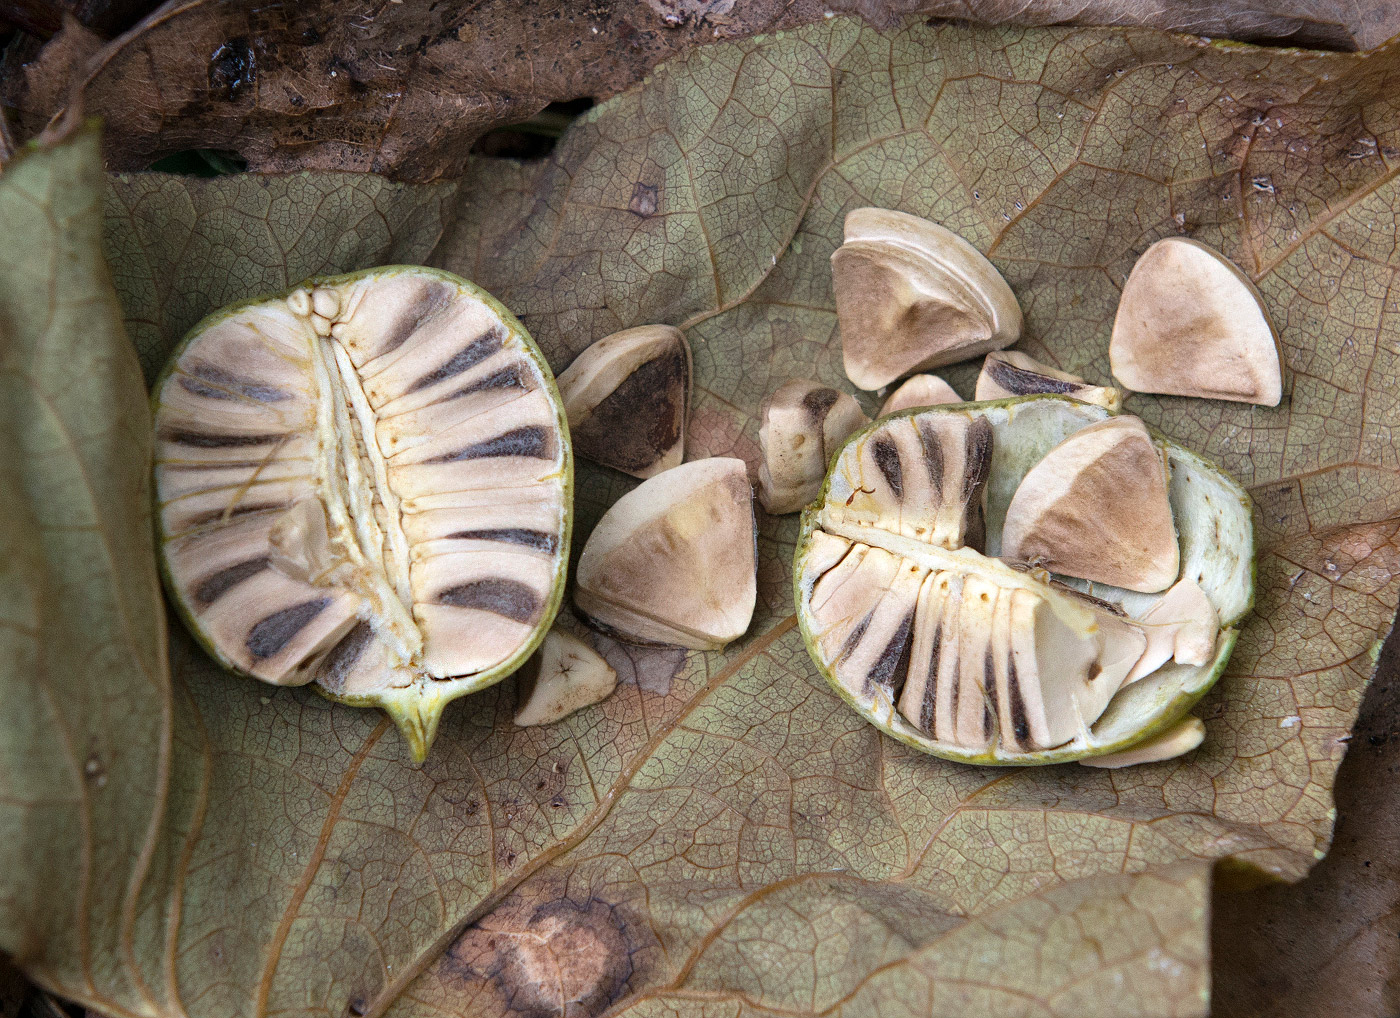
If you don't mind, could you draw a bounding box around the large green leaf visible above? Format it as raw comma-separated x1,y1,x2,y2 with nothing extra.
3,17,1398,1018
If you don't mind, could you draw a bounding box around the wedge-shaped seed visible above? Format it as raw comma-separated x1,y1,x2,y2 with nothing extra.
1001,416,1179,593
514,628,618,726
1080,717,1206,768
758,379,869,514
557,325,692,478
1124,577,1220,682
575,458,756,650
1111,237,1284,405
833,208,1022,390
153,267,572,761
879,374,961,416
975,350,1121,411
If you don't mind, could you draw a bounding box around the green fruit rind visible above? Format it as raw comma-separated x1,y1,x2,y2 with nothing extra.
793,394,1254,767
152,266,573,764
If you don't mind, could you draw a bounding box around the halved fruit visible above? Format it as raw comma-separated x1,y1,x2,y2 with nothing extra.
153,266,572,762
794,396,1253,766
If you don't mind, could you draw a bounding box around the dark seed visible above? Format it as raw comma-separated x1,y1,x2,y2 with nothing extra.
872,436,903,498
800,387,840,424
982,651,998,739
183,501,289,528
315,622,375,689
444,528,558,553
963,417,994,495
1008,658,1030,746
378,281,455,356
407,327,504,393
160,428,285,448
918,627,942,733
446,365,529,400
246,598,331,659
867,610,915,696
193,556,269,608
180,362,288,403
917,420,944,496
986,357,1078,395
436,579,541,624
839,612,873,662
427,425,552,463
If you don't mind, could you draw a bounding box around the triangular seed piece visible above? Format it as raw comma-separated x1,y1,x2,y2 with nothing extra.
832,208,1021,390
879,374,962,416
514,628,618,726
1110,237,1283,406
759,379,869,514
574,458,756,650
557,325,692,478
1001,416,1179,593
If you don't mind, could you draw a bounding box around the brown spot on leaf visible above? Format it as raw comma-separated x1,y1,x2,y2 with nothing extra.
629,182,659,217
441,891,648,1018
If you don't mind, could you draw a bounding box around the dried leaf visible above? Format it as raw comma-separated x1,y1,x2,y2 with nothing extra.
2,18,1398,1018
0,122,169,1008
5,0,1400,180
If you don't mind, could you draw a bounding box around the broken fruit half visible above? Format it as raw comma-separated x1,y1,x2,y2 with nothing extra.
975,350,1122,412
575,457,757,650
794,395,1253,766
833,208,1022,390
153,266,572,762
1110,237,1284,406
1000,415,1179,593
514,627,618,726
759,379,870,514
879,374,962,416
557,324,691,478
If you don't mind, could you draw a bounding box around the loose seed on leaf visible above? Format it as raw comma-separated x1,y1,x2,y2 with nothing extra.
878,374,962,416
153,267,572,762
1000,416,1179,593
832,208,1022,390
758,379,869,514
575,458,757,650
557,324,692,478
975,350,1122,411
1110,237,1284,405
514,628,618,726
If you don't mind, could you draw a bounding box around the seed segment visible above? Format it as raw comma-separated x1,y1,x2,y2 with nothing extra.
832,208,1022,390
154,268,570,760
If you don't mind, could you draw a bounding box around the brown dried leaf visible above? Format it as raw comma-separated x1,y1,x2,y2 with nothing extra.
5,0,1400,180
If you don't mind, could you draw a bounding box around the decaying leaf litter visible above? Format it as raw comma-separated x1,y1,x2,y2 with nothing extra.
2,14,1399,1018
